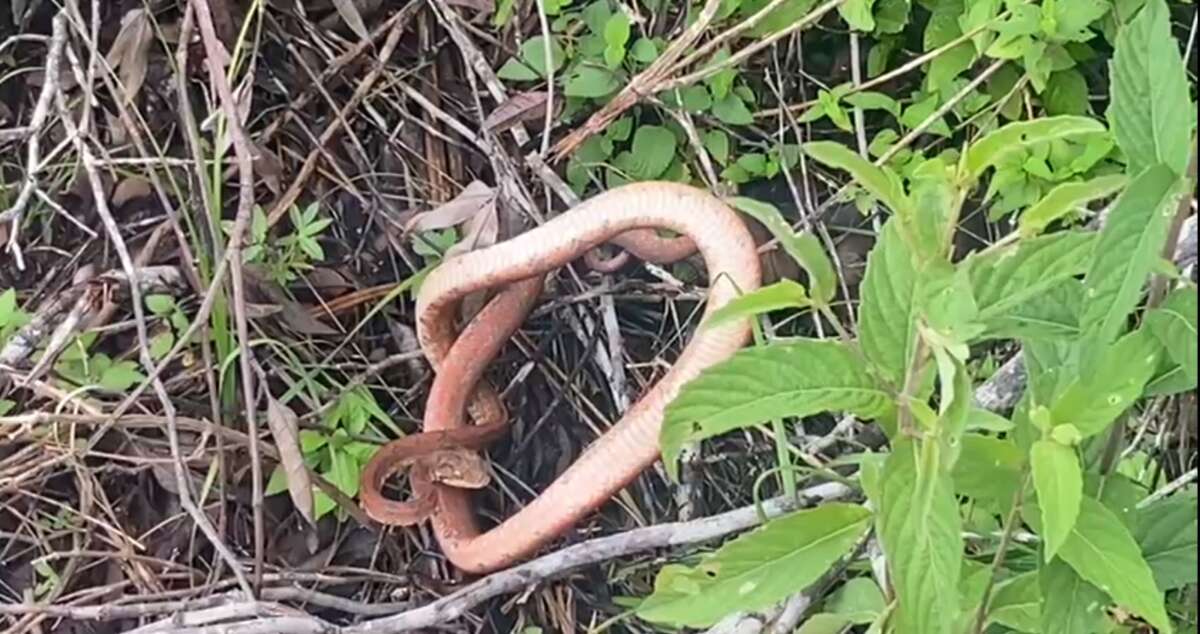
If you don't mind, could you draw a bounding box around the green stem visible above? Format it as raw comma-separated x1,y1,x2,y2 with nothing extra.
972,469,1031,634
749,315,797,498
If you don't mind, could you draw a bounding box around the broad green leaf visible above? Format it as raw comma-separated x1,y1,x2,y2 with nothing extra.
877,439,962,634
1040,558,1111,634
1079,164,1180,344
906,158,959,265
1018,174,1127,237
1048,0,1108,42
728,197,838,305
793,613,857,634
980,279,1083,341
627,125,676,179
803,141,911,217
702,129,730,165
661,340,890,479
741,0,822,37
843,91,900,117
1052,496,1172,632
711,94,754,125
635,504,871,627
838,0,875,31
564,65,620,98
826,577,886,618
963,116,1106,183
1049,327,1161,437
703,280,810,328
1031,439,1083,561
602,12,631,67
144,294,176,315
857,219,919,388
100,362,145,391
1145,286,1198,386
873,0,910,34
504,36,566,80
969,231,1095,323
1133,491,1198,590
986,571,1040,633
964,408,1014,433
630,37,658,63
952,433,1023,507
1107,0,1193,175
1044,68,1091,116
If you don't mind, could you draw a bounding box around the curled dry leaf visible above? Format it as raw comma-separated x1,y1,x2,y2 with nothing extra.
403,180,495,233
111,177,153,208
105,8,154,106
266,397,315,525
483,91,557,133
252,142,285,197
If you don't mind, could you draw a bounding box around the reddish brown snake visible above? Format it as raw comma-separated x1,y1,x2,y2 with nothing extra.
360,182,762,574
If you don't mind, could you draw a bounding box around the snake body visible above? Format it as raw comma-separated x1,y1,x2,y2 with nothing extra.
361,182,761,574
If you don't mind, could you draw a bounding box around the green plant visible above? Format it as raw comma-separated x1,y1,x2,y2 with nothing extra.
224,202,332,286
53,332,147,393
143,293,191,361
265,386,390,520
629,0,1197,631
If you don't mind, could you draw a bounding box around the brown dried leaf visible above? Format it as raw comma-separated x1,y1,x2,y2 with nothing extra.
111,177,152,208
404,180,495,233
329,0,371,40
483,91,553,133
445,198,498,257
266,397,315,525
252,142,285,197
105,8,154,106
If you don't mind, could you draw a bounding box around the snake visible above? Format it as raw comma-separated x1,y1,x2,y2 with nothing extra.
360,182,762,574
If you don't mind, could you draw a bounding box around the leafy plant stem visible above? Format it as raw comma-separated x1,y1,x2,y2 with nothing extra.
971,469,1032,634
750,315,797,498
896,339,930,437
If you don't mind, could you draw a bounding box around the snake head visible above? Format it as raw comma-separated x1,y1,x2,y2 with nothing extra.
426,449,491,489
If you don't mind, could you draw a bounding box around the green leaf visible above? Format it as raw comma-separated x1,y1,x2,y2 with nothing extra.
144,294,176,316
564,65,620,98
877,438,963,634
679,85,712,112
1079,164,1180,343
727,197,837,306
1018,174,1127,237
630,37,658,63
328,446,359,497
1052,496,1172,632
1106,0,1193,176
1031,439,1083,561
968,231,1095,323
635,504,871,627
1145,286,1198,386
602,12,631,67
907,157,958,263
1134,491,1198,590
627,125,676,179
742,0,822,37
843,91,900,117
981,279,1083,341
857,219,919,387
502,36,567,80
1044,69,1091,115
1039,558,1111,634
703,280,811,329
803,141,911,218
1048,0,1108,42
953,434,1023,508
661,340,891,479
839,0,875,31
265,463,290,496
1049,327,1161,437
873,0,910,34
963,116,1106,183
986,571,1040,633
702,129,730,165
149,331,174,361
826,577,886,618
99,362,145,392
711,94,754,125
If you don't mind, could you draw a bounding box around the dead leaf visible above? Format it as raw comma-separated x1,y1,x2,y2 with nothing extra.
483,91,556,133
266,397,315,525
445,197,498,257
105,8,154,107
304,267,353,293
445,0,495,11
329,0,371,41
252,142,285,197
242,265,339,335
111,177,152,208
403,180,494,234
